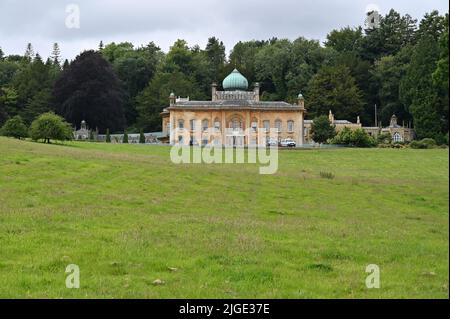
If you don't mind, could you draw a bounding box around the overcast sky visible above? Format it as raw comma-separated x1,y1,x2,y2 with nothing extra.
0,0,448,61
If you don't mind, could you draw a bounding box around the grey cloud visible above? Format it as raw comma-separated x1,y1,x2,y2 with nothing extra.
0,0,448,60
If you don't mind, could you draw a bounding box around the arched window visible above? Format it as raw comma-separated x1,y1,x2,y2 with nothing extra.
190,119,196,131
202,119,209,132
287,120,294,132
214,118,221,132
230,117,243,131
263,120,270,132
275,119,282,132
393,132,403,143
251,118,258,132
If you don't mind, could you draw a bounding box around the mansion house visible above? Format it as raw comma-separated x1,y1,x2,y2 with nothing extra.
161,69,305,147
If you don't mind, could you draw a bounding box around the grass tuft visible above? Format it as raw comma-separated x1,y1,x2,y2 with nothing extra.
319,171,335,179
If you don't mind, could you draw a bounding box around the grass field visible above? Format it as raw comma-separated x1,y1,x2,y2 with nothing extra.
0,137,448,298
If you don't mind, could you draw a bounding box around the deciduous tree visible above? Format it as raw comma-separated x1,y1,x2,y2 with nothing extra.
53,50,125,133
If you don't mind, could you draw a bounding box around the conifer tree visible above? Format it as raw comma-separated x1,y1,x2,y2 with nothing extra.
139,129,145,144
51,43,61,67
24,43,34,61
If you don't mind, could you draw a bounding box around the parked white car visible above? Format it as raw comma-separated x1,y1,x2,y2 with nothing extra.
280,138,296,147
266,138,278,147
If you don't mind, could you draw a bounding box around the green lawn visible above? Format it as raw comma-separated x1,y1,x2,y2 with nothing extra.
0,137,448,298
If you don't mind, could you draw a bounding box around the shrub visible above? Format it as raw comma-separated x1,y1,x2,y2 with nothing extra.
421,138,437,147
350,129,375,147
377,143,392,148
139,129,145,144
29,112,73,143
331,127,375,147
330,127,352,145
0,115,28,139
123,132,128,144
410,141,425,149
377,133,392,145
106,129,111,143
434,133,447,146
392,143,406,149
410,138,438,149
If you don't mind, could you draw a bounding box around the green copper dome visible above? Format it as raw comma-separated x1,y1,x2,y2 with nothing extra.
222,68,248,91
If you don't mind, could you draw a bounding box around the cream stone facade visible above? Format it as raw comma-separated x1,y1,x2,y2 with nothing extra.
304,110,363,143
161,69,305,147
161,69,415,146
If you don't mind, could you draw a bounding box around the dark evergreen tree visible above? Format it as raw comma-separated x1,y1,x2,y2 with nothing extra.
24,43,34,62
139,129,145,143
400,36,443,140
306,65,364,120
51,43,61,67
310,115,336,144
330,51,376,125
360,9,417,61
0,87,18,124
136,70,204,131
62,59,70,70
415,10,447,41
106,128,111,143
433,14,449,133
12,53,53,123
205,37,226,81
373,45,414,126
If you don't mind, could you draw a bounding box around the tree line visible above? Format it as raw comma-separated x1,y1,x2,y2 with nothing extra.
0,9,448,142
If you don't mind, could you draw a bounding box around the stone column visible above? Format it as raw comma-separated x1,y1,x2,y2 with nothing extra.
246,110,251,146
170,112,175,145
299,111,304,146
297,94,305,146
221,110,226,146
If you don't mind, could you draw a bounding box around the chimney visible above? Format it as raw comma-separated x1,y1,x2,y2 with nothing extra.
211,82,217,101
328,110,335,123
253,82,260,101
